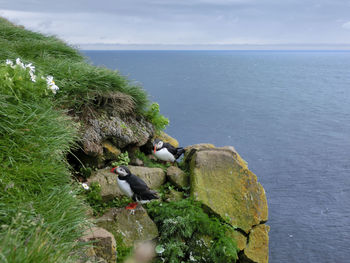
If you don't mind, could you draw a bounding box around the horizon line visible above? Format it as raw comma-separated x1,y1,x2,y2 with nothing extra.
77,43,350,51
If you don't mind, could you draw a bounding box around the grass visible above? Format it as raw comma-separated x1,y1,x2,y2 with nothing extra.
0,62,91,262
0,17,149,114
0,17,168,262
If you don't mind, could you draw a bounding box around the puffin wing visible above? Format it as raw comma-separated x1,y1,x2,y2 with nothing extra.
126,174,158,200
175,147,185,159
163,142,177,155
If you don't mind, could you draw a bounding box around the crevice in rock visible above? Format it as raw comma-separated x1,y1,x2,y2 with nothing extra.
237,250,257,263
251,219,268,229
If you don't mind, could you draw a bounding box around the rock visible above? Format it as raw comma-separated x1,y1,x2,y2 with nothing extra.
155,131,179,148
88,166,165,200
227,229,247,251
81,112,154,157
166,166,188,188
130,158,144,166
243,224,270,263
87,168,123,201
217,146,248,170
128,165,166,189
165,189,184,202
96,207,158,247
80,227,117,263
188,147,268,234
183,143,215,162
102,141,121,160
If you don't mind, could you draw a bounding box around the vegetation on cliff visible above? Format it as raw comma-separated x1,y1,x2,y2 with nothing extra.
0,18,166,262
0,59,88,262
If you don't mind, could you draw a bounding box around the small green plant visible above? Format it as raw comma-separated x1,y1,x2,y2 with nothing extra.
111,151,130,167
144,103,169,133
80,167,93,178
115,233,133,262
84,182,103,214
146,199,238,263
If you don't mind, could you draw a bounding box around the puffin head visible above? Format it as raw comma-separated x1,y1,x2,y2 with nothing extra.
110,165,130,177
153,139,164,152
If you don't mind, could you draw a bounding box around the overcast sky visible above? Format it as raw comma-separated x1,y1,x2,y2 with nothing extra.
1,0,350,49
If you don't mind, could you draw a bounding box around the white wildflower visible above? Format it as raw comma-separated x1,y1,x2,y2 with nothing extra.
189,252,196,261
81,183,89,190
29,71,36,82
25,63,35,73
5,59,13,67
46,75,59,94
16,58,25,69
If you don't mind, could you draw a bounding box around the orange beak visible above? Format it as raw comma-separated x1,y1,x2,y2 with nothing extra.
110,166,118,173
154,145,156,153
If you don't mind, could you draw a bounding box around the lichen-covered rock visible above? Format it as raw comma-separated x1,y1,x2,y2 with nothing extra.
156,131,179,148
87,168,122,201
96,207,158,247
81,112,154,157
183,143,215,161
128,165,166,189
80,227,117,263
166,166,188,188
188,147,268,233
243,224,270,263
88,166,165,200
227,229,247,251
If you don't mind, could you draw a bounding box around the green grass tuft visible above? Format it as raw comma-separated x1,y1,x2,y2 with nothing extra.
0,56,89,262
0,17,149,113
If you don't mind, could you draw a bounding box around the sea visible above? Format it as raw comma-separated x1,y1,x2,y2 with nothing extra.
82,50,350,263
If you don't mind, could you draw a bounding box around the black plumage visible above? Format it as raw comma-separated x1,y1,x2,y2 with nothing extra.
118,166,158,201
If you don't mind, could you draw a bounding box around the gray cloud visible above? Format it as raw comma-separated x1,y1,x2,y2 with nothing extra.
1,0,350,48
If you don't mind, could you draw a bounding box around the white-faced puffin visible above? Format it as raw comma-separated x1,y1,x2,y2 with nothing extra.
110,165,158,209
153,139,185,162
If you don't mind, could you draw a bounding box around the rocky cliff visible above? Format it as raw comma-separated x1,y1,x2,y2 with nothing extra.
76,111,269,263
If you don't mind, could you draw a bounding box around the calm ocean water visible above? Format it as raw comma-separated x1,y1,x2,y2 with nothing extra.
83,50,350,263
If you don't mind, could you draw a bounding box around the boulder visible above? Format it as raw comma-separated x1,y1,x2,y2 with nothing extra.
155,131,179,148
227,230,247,251
188,147,268,234
81,112,154,157
96,207,158,247
129,165,166,189
88,166,165,200
183,143,215,162
217,146,248,170
80,227,117,263
243,224,270,263
166,166,188,188
87,168,122,201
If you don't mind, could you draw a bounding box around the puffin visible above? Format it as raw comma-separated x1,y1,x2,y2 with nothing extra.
110,165,158,209
153,139,185,163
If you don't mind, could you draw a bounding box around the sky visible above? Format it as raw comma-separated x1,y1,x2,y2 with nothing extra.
1,0,350,49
